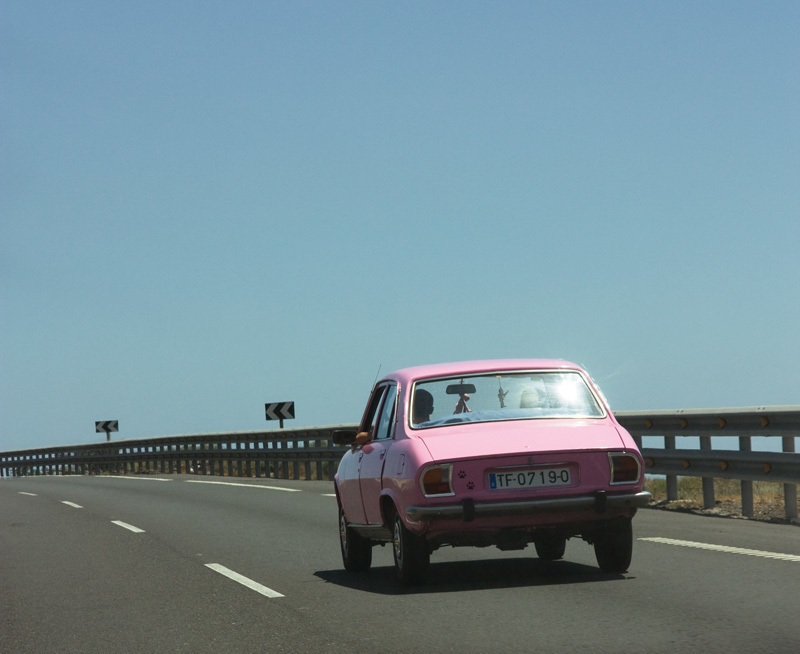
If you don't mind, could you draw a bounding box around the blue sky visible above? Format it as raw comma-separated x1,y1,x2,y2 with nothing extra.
2,1,798,452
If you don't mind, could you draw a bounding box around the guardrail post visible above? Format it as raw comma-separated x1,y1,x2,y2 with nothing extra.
783,436,798,520
665,436,678,500
700,436,715,509
739,436,754,517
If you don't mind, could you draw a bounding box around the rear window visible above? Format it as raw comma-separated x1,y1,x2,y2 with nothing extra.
410,370,605,429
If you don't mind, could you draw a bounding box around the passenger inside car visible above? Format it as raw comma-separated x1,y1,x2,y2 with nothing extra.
519,388,542,408
412,389,434,425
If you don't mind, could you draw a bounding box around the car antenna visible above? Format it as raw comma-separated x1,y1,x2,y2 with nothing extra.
372,364,382,385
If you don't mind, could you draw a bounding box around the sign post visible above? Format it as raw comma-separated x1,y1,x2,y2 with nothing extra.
95,420,119,442
265,402,295,429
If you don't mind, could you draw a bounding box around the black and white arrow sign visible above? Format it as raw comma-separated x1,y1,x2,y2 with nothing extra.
95,420,119,433
265,402,295,421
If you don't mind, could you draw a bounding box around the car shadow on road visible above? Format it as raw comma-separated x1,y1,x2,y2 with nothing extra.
315,557,630,595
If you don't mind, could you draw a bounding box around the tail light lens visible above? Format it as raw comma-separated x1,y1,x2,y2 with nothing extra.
609,453,641,484
420,464,454,497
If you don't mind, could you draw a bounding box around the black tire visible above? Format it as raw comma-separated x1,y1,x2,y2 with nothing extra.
593,518,633,573
534,533,567,561
339,506,372,572
392,511,429,586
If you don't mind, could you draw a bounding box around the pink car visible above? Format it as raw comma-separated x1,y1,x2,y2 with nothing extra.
333,359,651,585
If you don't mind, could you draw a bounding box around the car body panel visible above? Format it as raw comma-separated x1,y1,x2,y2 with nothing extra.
336,449,367,524
358,440,389,524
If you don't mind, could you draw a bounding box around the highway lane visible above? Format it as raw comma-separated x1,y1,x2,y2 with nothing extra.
2,474,799,653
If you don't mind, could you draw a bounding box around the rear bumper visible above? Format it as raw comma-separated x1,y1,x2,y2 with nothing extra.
405,490,652,522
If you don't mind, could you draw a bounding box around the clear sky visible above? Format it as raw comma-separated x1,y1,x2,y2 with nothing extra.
2,1,798,452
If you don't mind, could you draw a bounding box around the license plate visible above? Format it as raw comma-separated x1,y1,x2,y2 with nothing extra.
489,467,571,490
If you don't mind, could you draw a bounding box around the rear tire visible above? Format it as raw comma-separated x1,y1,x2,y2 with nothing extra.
593,518,633,573
339,506,372,572
392,511,429,586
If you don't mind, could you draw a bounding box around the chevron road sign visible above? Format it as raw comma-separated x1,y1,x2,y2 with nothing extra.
265,402,295,428
95,420,119,433
95,420,119,441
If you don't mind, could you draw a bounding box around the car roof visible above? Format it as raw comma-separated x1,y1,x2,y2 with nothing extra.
383,359,583,385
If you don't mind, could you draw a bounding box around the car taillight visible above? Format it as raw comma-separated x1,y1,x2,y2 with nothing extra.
609,453,641,484
421,464,454,497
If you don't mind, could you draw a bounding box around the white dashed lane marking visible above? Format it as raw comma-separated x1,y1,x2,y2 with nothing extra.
18,492,37,496
111,520,146,533
205,563,285,598
61,501,83,508
639,537,800,562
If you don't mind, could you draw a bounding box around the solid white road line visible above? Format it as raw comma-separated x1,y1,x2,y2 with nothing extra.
639,537,800,562
61,501,83,508
185,479,300,492
204,563,285,598
111,520,146,533
100,476,173,482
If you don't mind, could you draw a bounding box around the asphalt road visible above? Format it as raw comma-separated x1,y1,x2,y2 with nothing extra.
2,474,799,653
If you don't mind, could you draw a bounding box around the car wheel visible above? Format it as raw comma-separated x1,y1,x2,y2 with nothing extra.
534,533,567,561
392,511,429,586
593,517,633,573
339,506,372,572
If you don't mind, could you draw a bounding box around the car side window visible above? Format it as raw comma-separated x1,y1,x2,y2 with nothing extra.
374,385,398,441
360,385,388,438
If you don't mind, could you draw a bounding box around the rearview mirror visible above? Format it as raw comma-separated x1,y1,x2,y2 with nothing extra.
446,383,477,395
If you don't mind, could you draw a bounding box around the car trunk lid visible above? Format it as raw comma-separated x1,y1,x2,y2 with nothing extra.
416,419,626,462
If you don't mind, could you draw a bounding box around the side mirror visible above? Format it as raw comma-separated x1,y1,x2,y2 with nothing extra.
332,429,358,445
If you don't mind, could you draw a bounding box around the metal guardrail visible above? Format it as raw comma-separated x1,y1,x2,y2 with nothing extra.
0,426,354,482
617,406,799,520
2,406,798,520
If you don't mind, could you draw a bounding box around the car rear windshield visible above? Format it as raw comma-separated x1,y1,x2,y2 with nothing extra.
410,370,605,429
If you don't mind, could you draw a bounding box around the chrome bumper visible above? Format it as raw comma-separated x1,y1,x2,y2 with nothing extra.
405,490,652,522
